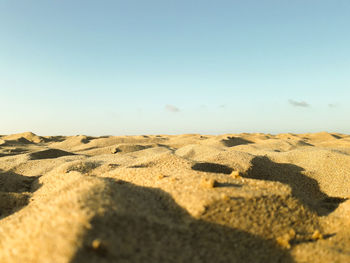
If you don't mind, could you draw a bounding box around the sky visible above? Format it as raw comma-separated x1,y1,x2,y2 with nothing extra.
1,0,349,135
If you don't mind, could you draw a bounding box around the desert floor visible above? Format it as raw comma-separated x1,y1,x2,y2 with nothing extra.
0,131,349,262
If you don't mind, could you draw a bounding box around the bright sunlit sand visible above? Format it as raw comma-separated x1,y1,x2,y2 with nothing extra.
0,132,349,262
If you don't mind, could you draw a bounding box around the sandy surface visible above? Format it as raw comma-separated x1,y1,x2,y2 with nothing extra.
0,131,349,262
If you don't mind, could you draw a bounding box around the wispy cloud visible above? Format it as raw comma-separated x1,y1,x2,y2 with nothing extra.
288,99,310,108
165,104,180,112
328,103,337,108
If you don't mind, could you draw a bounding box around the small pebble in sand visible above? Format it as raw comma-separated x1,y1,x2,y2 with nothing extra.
200,178,217,188
91,239,108,256
108,163,119,168
276,229,296,249
221,193,230,201
92,239,102,249
230,170,242,179
311,230,323,240
276,235,291,249
158,174,165,180
111,148,120,154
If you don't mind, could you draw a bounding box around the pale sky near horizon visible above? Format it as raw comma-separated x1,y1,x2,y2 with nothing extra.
1,0,349,136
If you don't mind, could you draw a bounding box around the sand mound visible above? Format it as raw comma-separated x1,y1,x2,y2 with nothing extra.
2,132,43,144
0,132,349,262
175,144,223,160
49,135,94,150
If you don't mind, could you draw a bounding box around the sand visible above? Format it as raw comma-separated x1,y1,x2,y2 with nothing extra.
0,131,349,262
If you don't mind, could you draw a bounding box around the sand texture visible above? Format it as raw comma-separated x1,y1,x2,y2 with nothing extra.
0,131,349,262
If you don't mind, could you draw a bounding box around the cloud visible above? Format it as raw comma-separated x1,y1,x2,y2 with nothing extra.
328,103,337,108
165,104,180,112
288,99,310,108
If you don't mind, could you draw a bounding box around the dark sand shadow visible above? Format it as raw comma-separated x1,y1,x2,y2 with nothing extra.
0,138,36,157
192,162,233,174
28,148,76,160
156,143,176,153
221,137,253,147
71,179,293,263
0,147,29,157
41,135,67,143
0,169,41,219
246,156,347,216
330,134,342,139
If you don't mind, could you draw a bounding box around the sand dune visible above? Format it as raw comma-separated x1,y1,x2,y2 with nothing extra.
0,132,349,262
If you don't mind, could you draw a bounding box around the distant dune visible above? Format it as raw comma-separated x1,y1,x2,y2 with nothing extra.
0,132,349,262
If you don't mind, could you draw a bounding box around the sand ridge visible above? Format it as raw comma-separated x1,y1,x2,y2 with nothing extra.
0,132,349,262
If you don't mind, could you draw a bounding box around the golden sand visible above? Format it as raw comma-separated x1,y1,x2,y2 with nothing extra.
0,131,349,262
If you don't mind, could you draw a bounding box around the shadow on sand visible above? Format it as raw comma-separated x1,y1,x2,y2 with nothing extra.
192,162,233,174
0,169,41,219
71,178,293,263
246,156,347,216
221,137,253,147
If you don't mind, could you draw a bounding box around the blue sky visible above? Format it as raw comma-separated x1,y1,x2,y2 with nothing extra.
1,0,349,135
